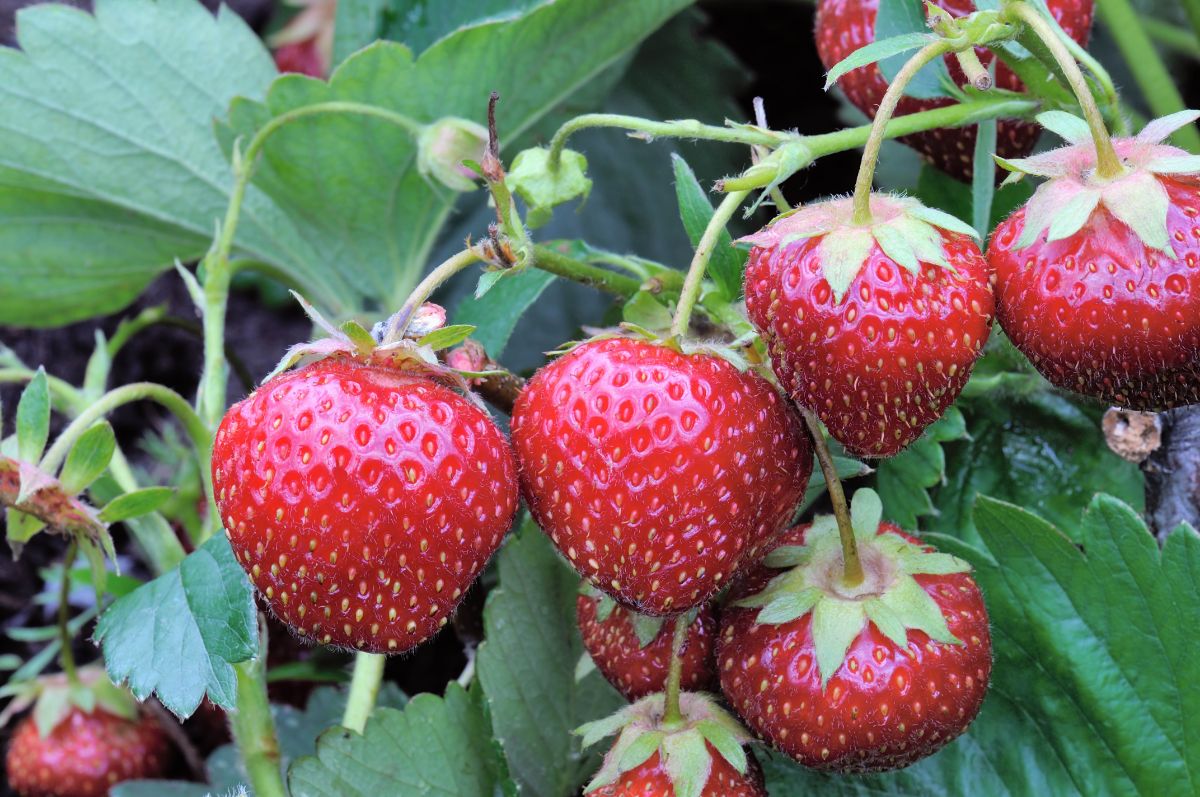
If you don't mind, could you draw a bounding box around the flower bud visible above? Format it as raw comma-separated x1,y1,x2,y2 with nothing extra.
418,117,489,192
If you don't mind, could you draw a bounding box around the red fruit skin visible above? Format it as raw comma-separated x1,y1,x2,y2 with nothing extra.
585,747,767,797
745,232,994,458
815,0,1094,181
989,177,1200,410
577,596,718,701
213,358,518,653
511,339,812,615
718,523,992,772
5,708,173,797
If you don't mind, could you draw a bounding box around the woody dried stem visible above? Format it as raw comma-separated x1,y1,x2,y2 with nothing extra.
800,407,864,587
662,615,689,725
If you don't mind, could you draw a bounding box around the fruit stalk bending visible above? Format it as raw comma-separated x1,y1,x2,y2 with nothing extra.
852,41,952,226
343,652,386,733
382,247,482,343
800,407,863,587
661,615,690,725
230,655,286,797
1004,1,1123,178
671,189,750,338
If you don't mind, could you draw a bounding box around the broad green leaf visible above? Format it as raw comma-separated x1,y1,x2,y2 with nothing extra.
875,407,967,529
93,535,257,718
0,0,289,327
99,487,175,523
453,268,556,357
287,684,508,797
16,368,50,463
335,0,547,60
58,421,116,494
219,0,692,318
476,519,623,797
875,0,952,99
671,154,745,300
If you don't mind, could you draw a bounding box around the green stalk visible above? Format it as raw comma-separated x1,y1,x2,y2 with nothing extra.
661,616,689,726
230,655,285,797
670,190,749,339
57,538,80,687
800,407,863,587
531,245,648,297
381,248,481,344
851,41,953,225
547,114,784,172
342,652,386,733
1182,0,1200,50
1096,0,1200,152
1143,17,1200,59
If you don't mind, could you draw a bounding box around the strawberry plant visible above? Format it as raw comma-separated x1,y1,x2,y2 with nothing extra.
0,1,1197,796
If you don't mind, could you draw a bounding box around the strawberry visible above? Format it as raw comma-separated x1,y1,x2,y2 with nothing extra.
579,693,766,797
718,489,991,772
5,707,173,797
989,111,1200,410
584,749,766,797
511,337,812,615
270,0,335,78
815,0,1094,181
743,194,994,458
213,356,519,653
577,591,718,701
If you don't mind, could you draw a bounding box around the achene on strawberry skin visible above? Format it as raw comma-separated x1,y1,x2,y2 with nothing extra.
815,0,1094,182
577,593,718,701
213,357,518,654
511,337,812,616
718,491,991,772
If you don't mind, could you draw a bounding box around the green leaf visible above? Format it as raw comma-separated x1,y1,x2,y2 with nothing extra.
696,719,747,774
671,154,746,300
810,598,865,687
16,368,49,463
1036,110,1091,144
756,588,822,626
287,684,508,796
662,730,710,797
915,165,1032,238
629,612,666,648
875,407,967,529
0,0,280,327
58,422,115,495
33,686,72,736
98,487,175,523
622,292,674,331
874,0,952,100
971,118,997,238
336,0,547,59
878,575,959,644
93,535,257,718
417,324,477,351
824,32,934,90
476,519,623,797
849,487,883,539
800,453,871,515
453,268,556,357
818,227,874,303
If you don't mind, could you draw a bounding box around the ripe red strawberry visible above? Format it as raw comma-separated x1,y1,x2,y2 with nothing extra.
579,692,765,797
577,593,718,701
718,489,991,772
213,356,518,653
815,0,1094,181
585,748,766,797
743,194,994,458
511,337,812,615
5,707,173,797
989,112,1200,409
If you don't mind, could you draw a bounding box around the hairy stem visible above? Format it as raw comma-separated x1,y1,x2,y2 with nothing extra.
661,616,689,725
547,114,783,172
1006,2,1124,177
852,41,952,225
231,653,285,797
343,652,387,733
57,538,79,687
531,245,649,297
670,190,749,339
800,407,863,587
1095,0,1200,152
382,248,482,344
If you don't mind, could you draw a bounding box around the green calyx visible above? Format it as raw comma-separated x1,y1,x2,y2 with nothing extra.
505,146,592,228
0,667,138,736
582,584,671,648
576,692,752,797
737,194,980,303
735,488,971,688
998,110,1200,255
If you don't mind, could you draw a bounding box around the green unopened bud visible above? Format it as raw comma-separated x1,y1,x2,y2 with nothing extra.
418,117,489,192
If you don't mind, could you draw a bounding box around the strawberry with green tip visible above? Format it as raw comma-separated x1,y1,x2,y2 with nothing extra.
718,488,991,772
577,588,718,701
989,110,1200,410
512,336,812,615
578,693,766,797
743,195,994,458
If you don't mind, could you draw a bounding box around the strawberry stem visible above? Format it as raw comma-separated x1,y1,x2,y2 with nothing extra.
800,407,864,587
230,624,286,797
661,615,689,725
382,247,483,344
343,652,386,733
670,190,750,339
851,41,953,226
1005,2,1124,179
57,538,80,688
